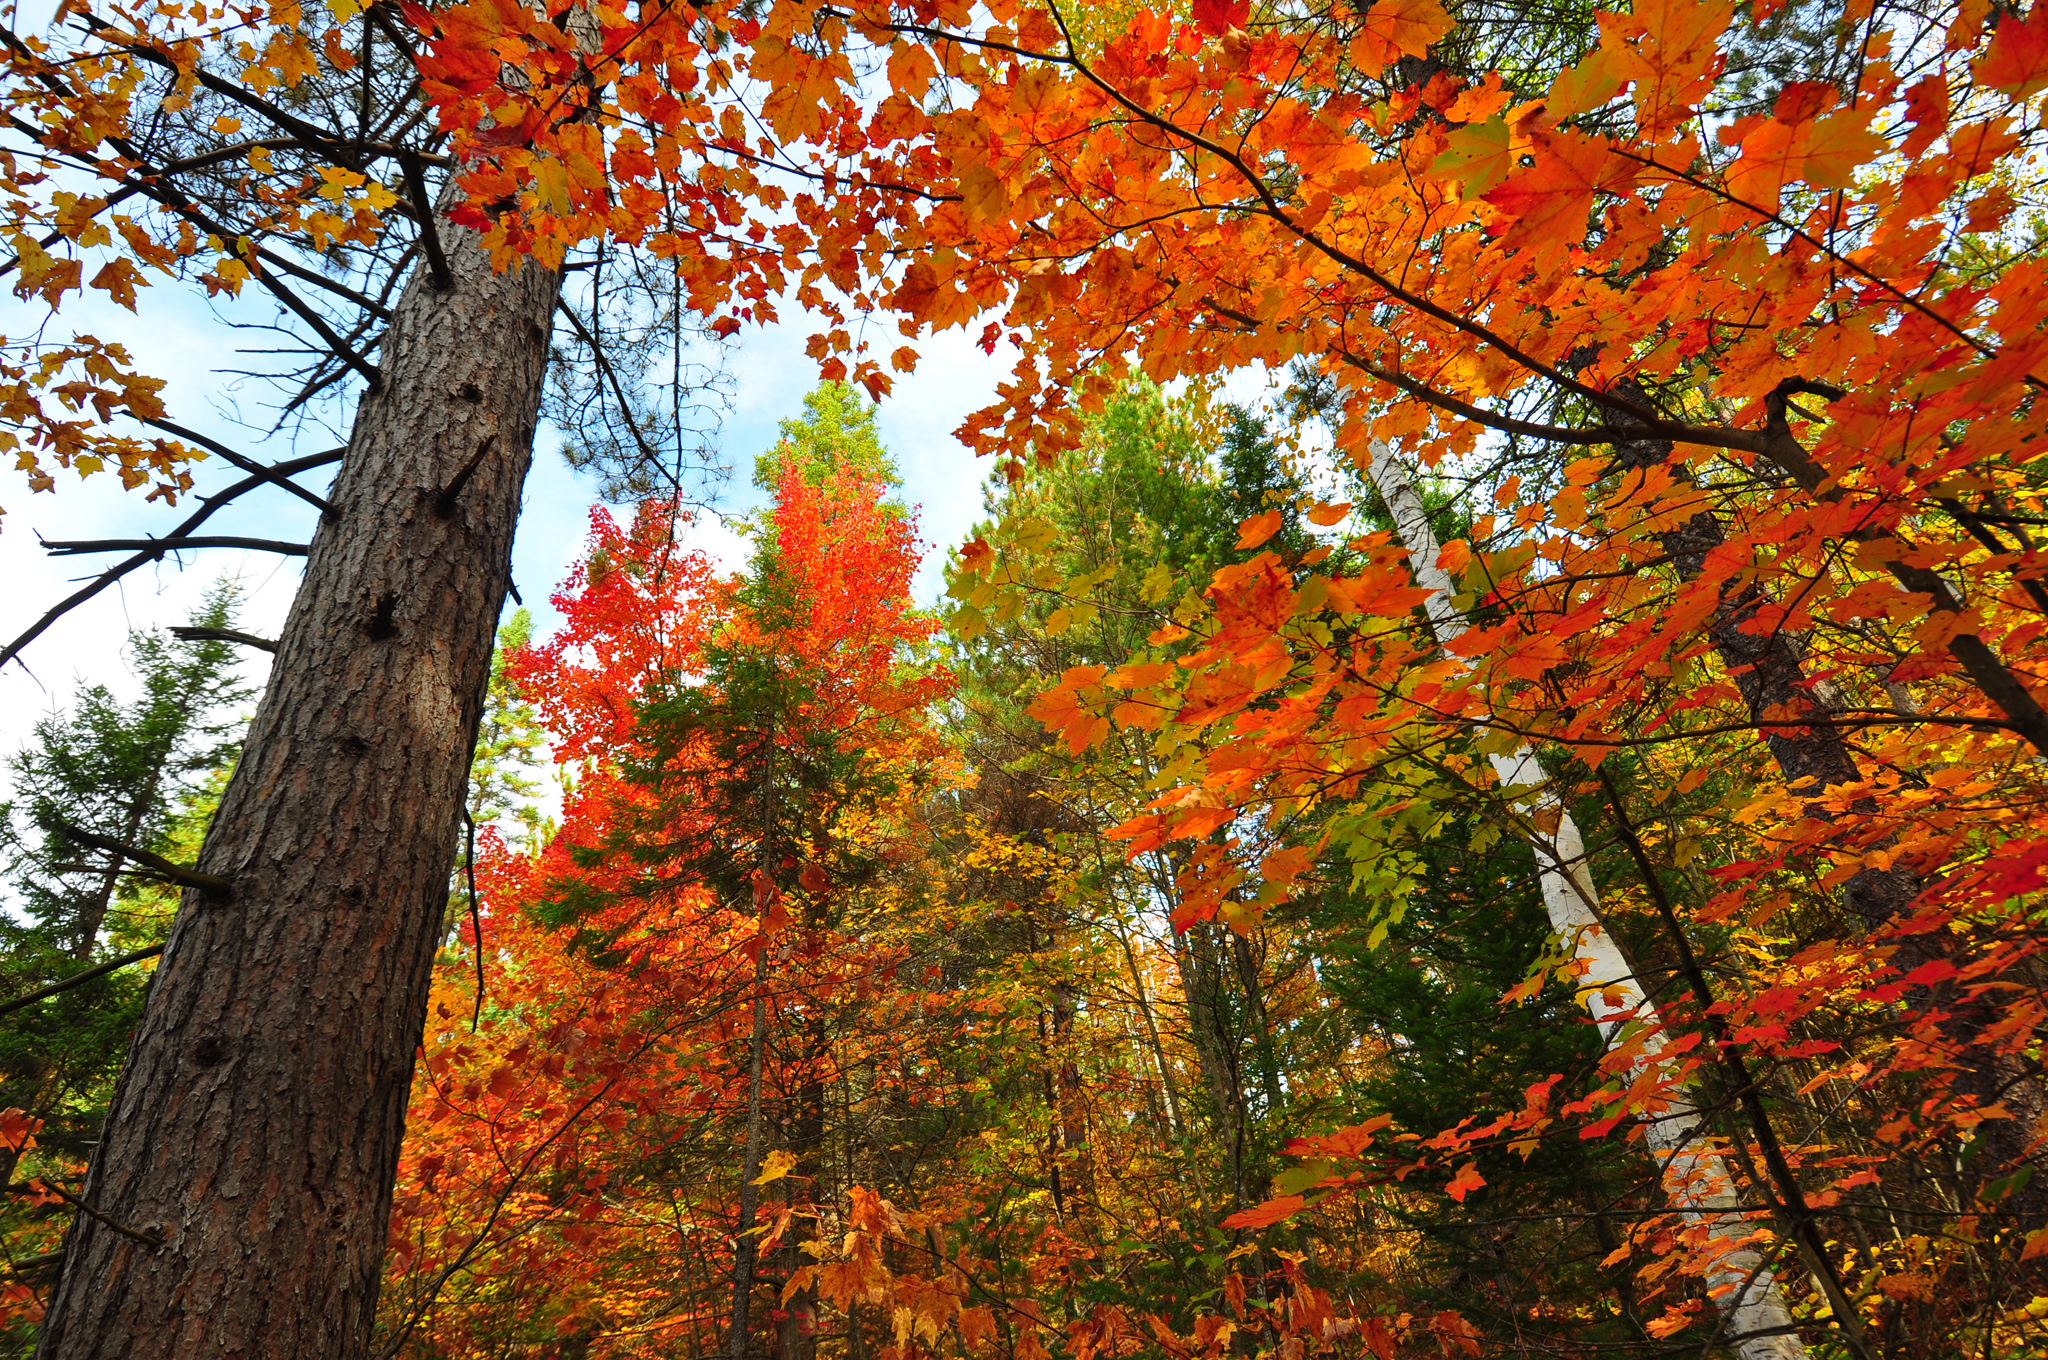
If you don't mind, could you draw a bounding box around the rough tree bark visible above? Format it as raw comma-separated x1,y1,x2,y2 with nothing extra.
35,201,560,1358
1602,385,1919,930
730,946,772,1360
1603,393,2045,1212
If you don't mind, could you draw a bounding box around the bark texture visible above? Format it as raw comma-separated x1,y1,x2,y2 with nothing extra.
36,207,559,1359
1602,387,1920,931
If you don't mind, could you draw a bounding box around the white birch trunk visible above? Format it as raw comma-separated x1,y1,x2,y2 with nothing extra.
1363,440,1807,1360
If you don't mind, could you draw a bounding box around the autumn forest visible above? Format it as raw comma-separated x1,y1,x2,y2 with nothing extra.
3,0,2047,1357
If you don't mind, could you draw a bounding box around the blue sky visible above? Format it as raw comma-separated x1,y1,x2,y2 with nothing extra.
0,270,1011,763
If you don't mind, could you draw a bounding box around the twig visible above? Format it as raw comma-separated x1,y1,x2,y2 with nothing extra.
464,807,485,1032
49,821,231,896
15,1179,164,1247
0,446,342,672
40,536,309,559
2,1249,64,1275
1939,497,2048,616
170,626,277,653
0,944,166,1018
131,416,334,515
1595,767,1873,1360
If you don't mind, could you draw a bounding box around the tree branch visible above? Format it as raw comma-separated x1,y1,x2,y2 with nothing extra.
435,435,497,518
0,944,167,1019
1758,382,2048,754
170,626,278,653
0,446,342,671
40,536,309,559
1595,767,1872,1360
48,821,232,895
15,1178,165,1247
554,298,666,468
401,153,454,292
132,416,333,515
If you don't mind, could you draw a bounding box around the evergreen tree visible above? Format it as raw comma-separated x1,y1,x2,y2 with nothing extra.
466,608,551,854
1314,817,1655,1349
0,585,254,1332
752,381,898,495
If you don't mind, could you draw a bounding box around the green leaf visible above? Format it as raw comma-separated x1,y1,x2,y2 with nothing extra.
1273,1159,1336,1195
1431,116,1511,195
1141,563,1176,604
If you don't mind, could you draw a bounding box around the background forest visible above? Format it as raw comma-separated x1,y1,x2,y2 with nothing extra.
8,377,2042,1358
4,0,2048,1357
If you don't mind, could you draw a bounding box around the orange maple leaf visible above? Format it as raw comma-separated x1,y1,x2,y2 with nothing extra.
1348,0,1451,68
1977,5,2048,98
1236,509,1283,548
1444,1162,1486,1203
1482,131,1632,249
1220,1193,1305,1229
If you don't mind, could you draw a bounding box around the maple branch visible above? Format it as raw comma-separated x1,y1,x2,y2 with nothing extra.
361,0,424,62
1614,148,2041,393
1757,382,2048,754
0,181,141,279
133,416,334,515
170,626,278,653
1595,767,1873,1360
0,445,343,672
0,944,166,1019
40,535,310,559
0,110,390,391
1939,497,2048,616
81,20,377,171
370,1024,687,1360
235,241,398,323
1324,343,1765,455
1014,3,1669,430
401,153,454,292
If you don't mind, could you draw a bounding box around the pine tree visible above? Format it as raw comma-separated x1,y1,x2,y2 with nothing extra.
0,584,253,1330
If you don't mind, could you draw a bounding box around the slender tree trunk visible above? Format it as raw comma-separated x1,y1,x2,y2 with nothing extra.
1366,441,1808,1360
1172,920,1253,1214
1115,924,1187,1142
77,790,157,959
1227,927,1285,1116
34,188,557,1359
1049,979,1095,1209
731,945,772,1360
776,897,827,1360
1603,390,1918,930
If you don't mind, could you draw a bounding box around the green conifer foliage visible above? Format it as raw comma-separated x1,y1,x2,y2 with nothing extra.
1315,818,1656,1350
0,583,254,1321
467,608,550,853
752,381,897,494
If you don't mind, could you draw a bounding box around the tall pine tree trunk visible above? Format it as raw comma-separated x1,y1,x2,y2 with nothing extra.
36,202,559,1359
